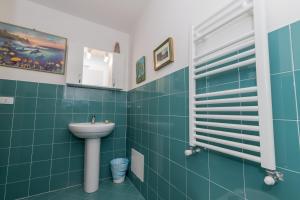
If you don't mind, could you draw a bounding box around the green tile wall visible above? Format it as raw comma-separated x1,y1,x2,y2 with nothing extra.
1,20,300,200
127,20,300,200
0,82,127,200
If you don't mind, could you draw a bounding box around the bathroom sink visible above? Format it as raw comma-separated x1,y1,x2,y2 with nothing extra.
68,122,115,139
68,121,115,193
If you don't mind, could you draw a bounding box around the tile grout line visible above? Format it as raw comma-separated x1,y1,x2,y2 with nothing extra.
128,69,250,200
0,94,119,103
27,83,40,197
112,91,116,162
209,179,246,199
128,44,300,199
277,166,300,174
0,140,87,149
146,93,150,199
184,68,189,200
288,25,300,147
48,85,59,191
0,154,85,168
144,159,242,200
154,83,162,196
130,75,253,103
128,136,250,199
67,86,74,186
271,68,300,76
1,83,128,198
16,184,82,200
2,169,85,187
145,155,246,200
128,129,300,176
17,178,145,200
3,80,17,200
168,76,171,200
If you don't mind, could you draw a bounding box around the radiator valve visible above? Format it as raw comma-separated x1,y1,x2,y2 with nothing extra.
185,147,201,156
264,170,284,186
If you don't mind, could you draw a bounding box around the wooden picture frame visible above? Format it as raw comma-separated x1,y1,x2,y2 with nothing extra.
153,37,174,71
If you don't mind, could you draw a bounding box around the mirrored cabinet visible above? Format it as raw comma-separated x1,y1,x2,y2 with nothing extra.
66,47,126,90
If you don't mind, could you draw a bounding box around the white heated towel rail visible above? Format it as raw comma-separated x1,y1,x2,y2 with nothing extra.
187,0,283,185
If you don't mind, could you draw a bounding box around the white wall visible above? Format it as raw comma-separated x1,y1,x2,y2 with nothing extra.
1,0,299,90
266,0,300,32
129,0,300,89
0,0,130,90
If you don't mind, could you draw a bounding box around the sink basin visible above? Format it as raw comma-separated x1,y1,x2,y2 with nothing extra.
68,122,115,139
68,121,115,193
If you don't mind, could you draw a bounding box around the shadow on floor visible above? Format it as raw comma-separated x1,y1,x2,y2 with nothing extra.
20,179,144,200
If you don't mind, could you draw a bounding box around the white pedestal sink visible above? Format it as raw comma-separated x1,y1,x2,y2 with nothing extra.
68,122,115,193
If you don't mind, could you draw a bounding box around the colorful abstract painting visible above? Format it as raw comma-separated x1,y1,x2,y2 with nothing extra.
0,22,67,74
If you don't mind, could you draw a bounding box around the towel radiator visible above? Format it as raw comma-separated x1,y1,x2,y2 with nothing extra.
186,0,283,185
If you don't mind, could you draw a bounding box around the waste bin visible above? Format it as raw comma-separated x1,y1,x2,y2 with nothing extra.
110,158,129,183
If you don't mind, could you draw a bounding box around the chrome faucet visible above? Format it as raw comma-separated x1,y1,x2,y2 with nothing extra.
91,114,96,124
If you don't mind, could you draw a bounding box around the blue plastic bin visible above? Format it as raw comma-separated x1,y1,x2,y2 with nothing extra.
110,158,129,183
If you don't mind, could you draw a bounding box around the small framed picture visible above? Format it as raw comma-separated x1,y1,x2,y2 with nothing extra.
136,56,146,84
153,37,174,71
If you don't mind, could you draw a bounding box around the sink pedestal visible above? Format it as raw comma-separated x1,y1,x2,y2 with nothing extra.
68,122,115,193
84,138,100,193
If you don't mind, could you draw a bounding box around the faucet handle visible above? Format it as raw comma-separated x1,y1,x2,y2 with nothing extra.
91,114,96,124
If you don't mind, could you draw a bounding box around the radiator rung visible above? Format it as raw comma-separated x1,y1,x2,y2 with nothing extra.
195,87,257,99
194,127,260,142
194,114,259,121
194,0,252,35
195,96,257,105
194,106,258,112
194,39,255,67
194,121,259,132
194,49,255,74
189,0,276,172
194,134,260,152
193,5,254,44
193,31,254,62
194,58,256,79
193,141,261,163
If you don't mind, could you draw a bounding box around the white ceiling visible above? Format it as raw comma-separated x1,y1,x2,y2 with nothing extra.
28,0,149,33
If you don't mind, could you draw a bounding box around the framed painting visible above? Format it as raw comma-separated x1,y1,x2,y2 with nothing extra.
0,21,67,74
136,56,146,84
153,37,174,71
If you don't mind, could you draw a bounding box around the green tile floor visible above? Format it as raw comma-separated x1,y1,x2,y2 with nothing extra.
21,179,144,200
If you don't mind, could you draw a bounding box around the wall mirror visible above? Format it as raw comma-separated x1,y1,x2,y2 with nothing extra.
67,47,125,90
82,47,114,87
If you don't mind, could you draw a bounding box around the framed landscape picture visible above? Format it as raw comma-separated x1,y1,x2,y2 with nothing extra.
153,37,174,71
0,21,67,74
136,56,146,84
